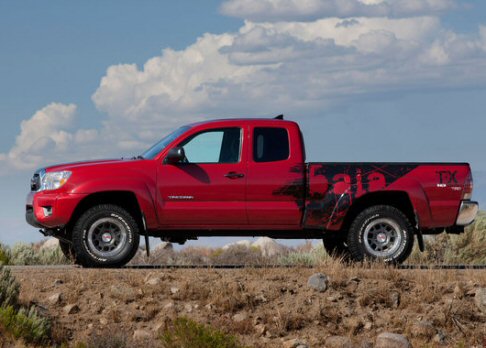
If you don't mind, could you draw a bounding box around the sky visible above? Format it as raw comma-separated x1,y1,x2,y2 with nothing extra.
1,0,486,247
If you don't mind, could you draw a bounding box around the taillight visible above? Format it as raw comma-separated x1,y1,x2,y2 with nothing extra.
463,172,473,200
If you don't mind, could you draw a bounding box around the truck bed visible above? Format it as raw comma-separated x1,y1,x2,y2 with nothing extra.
303,162,472,231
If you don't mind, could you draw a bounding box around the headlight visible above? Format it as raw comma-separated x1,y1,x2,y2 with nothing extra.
40,171,72,191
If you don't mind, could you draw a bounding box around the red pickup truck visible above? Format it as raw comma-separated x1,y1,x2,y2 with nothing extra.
26,117,478,267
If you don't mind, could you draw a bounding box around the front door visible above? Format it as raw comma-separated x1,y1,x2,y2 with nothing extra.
157,127,247,226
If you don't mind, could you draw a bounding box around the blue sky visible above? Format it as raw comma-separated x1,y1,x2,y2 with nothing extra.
1,0,486,246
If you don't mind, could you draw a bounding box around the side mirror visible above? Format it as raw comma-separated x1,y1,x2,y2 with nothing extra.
164,147,185,164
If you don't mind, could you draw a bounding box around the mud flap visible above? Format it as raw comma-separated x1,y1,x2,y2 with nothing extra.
144,234,150,257
416,229,425,252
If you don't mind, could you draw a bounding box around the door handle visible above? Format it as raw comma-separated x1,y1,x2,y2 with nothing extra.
224,172,245,179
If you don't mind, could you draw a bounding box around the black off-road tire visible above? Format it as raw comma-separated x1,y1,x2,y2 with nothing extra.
72,204,140,268
347,205,414,264
59,240,75,261
322,233,350,260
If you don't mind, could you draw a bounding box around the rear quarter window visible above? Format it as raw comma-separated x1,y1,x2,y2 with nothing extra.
253,127,290,162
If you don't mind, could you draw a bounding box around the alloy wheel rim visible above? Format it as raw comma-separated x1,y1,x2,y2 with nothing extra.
87,217,127,258
363,218,403,258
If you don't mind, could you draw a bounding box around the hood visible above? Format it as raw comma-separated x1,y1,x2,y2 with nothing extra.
29,157,155,194
45,158,137,172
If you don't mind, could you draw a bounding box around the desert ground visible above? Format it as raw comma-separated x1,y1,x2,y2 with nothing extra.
3,262,485,348
1,213,485,347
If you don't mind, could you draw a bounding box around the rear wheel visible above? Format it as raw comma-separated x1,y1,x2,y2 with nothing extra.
322,233,350,260
347,205,414,264
72,204,140,268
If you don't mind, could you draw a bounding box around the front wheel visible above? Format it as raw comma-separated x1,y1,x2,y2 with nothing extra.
347,205,414,264
59,240,75,261
72,204,140,268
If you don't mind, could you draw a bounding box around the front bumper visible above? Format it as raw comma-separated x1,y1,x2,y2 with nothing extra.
26,205,43,228
26,191,87,229
455,200,479,226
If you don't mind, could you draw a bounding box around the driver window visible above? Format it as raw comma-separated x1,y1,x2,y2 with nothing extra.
181,128,241,163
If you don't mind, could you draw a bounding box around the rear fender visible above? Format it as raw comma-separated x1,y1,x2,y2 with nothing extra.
324,188,428,231
386,176,433,228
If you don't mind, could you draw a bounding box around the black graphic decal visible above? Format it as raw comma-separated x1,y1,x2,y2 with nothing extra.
304,164,418,228
272,163,419,229
272,164,306,210
437,170,458,185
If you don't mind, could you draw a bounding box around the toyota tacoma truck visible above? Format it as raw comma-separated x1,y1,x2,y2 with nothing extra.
26,116,479,267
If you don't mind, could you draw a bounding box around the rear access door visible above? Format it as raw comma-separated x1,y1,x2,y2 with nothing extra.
246,122,305,227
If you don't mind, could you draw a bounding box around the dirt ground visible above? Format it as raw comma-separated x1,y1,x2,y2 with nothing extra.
8,263,486,347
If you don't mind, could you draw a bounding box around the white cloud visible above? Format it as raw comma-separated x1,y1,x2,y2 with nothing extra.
92,16,486,133
6,103,77,170
0,103,99,171
220,0,456,22
3,3,486,174
92,33,259,144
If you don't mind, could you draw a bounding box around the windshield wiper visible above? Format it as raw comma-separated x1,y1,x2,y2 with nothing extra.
131,155,145,160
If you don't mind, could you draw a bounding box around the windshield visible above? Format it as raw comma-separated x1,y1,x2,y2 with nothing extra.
141,126,191,159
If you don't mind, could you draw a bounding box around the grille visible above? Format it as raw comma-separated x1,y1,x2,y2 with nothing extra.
31,173,40,191
30,169,44,191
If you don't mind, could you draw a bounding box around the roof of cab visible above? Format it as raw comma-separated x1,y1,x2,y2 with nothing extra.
187,117,299,128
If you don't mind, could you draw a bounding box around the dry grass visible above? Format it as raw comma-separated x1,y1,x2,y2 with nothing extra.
8,259,486,347
408,211,486,265
131,212,486,268
130,244,286,266
2,212,485,269
1,213,485,347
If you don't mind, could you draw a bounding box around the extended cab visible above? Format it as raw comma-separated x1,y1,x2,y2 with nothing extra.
26,117,479,267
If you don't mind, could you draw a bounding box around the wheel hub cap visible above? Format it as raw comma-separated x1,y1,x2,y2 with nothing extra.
376,232,387,244
101,232,113,243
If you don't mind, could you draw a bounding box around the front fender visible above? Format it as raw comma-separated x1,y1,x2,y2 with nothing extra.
70,177,159,230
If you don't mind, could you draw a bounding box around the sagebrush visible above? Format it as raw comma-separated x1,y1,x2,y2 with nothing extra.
160,317,246,348
408,211,486,264
0,305,51,344
0,243,10,265
0,264,19,307
9,242,68,265
0,264,51,345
